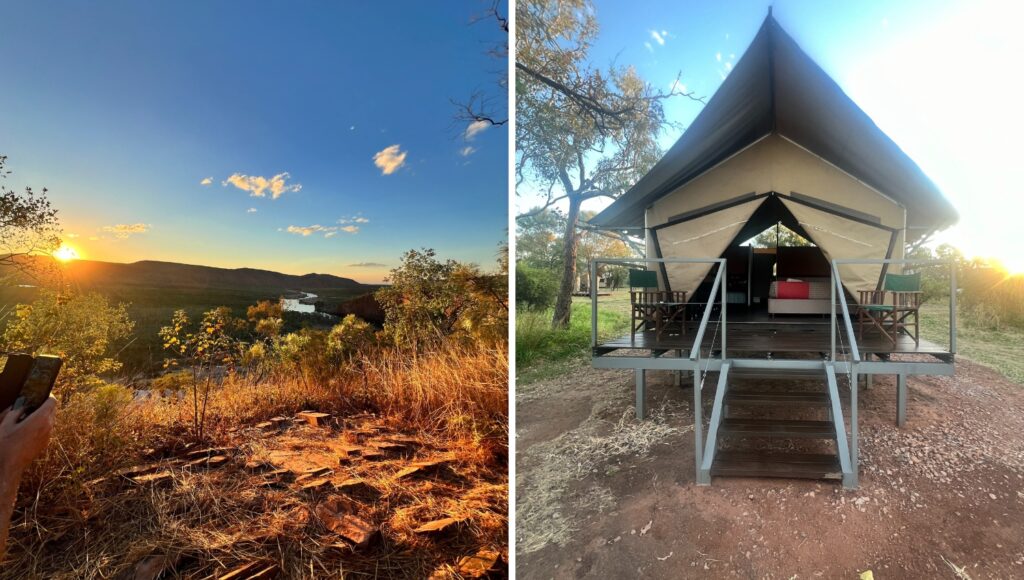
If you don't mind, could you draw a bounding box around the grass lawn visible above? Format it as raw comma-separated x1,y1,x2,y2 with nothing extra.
516,291,631,384
517,293,1024,386
921,299,1024,384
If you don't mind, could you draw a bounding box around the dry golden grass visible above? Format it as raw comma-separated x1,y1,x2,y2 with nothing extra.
2,343,508,579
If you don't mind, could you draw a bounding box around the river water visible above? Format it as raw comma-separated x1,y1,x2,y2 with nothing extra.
280,291,318,314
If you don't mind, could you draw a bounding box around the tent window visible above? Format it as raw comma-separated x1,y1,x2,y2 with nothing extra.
742,222,815,248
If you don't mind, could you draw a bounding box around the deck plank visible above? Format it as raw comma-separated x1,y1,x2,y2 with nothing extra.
600,322,948,356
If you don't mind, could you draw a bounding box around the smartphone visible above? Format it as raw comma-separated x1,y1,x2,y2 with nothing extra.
0,353,36,411
15,355,63,414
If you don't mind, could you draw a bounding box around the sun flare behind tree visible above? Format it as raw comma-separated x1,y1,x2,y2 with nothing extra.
53,243,79,262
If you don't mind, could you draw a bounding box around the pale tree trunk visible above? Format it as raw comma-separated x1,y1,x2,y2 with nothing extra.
552,195,582,329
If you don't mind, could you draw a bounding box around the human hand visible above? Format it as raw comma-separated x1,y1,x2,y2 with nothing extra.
0,396,56,476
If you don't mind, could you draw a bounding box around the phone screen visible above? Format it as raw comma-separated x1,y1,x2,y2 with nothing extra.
0,354,36,411
18,356,62,413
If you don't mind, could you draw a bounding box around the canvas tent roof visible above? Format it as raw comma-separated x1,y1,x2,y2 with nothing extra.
590,12,957,237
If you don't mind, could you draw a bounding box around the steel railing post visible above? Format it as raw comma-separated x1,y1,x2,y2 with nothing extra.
591,259,598,349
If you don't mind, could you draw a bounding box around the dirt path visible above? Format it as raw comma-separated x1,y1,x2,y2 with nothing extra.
516,357,1024,579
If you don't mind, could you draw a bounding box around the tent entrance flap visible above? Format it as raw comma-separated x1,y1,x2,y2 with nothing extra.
651,192,900,296
652,198,764,294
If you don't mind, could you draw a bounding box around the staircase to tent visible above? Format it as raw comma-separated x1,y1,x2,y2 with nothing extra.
701,365,853,484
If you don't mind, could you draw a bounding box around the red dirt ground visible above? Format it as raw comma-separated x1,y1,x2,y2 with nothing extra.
516,357,1024,579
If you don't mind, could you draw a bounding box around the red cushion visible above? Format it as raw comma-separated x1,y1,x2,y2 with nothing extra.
776,281,810,299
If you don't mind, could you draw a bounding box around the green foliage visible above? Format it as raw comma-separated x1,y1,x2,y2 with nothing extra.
747,223,813,248
908,243,1024,330
376,249,508,349
1,289,134,396
516,263,558,310
158,307,246,440
516,292,631,380
0,155,62,281
247,299,285,338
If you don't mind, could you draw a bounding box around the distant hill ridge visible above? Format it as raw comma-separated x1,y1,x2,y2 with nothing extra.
22,257,366,291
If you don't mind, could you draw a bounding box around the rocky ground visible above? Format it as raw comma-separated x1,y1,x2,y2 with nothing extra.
515,356,1024,579
4,413,508,579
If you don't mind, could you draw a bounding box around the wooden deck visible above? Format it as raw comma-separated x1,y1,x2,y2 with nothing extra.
597,320,950,358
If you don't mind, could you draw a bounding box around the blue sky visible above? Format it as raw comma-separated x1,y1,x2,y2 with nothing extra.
0,1,508,283
517,0,1024,272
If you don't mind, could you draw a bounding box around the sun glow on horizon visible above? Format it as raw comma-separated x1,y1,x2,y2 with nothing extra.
53,244,80,262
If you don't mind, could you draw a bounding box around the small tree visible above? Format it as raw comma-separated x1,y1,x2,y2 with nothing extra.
0,155,62,282
2,290,134,397
159,307,243,440
376,249,508,350
516,0,700,328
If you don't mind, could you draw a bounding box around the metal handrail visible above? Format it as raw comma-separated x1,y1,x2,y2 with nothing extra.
832,258,957,354
830,262,861,363
690,262,726,361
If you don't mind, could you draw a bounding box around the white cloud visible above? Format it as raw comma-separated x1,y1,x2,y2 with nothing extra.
716,52,722,62
66,233,79,239
338,214,369,225
644,41,653,52
348,262,386,268
650,30,666,46
285,221,360,237
247,207,258,213
725,62,733,71
459,146,477,157
670,79,688,93
464,120,490,140
200,177,213,186
373,144,407,175
222,172,302,199
349,125,356,131
101,223,150,239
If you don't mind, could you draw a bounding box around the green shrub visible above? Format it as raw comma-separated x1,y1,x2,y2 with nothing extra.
515,263,558,310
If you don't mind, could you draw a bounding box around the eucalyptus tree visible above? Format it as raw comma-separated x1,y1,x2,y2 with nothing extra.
515,0,702,328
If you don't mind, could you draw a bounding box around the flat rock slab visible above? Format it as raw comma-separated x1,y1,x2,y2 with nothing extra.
186,455,229,469
413,516,467,534
395,459,452,480
299,478,332,492
131,470,173,485
255,421,276,431
117,463,163,479
269,416,290,426
369,441,407,452
458,549,502,578
264,468,292,480
244,460,274,473
316,499,377,548
334,477,376,496
184,446,232,459
296,411,332,427
295,467,333,483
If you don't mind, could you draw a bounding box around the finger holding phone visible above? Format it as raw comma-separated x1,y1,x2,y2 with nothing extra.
0,354,61,559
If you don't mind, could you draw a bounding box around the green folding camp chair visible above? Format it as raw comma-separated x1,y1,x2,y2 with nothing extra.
629,269,661,342
857,272,923,345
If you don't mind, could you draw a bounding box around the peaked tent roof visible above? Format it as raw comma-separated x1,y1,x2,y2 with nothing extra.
590,13,958,237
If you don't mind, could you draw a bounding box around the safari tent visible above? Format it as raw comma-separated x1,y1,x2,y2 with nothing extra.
587,11,959,489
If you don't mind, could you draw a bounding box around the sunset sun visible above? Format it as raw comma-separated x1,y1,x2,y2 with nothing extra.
53,244,80,262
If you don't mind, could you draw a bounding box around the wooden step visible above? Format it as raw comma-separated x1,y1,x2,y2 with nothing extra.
726,390,830,407
729,367,826,380
711,450,842,480
719,417,835,438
